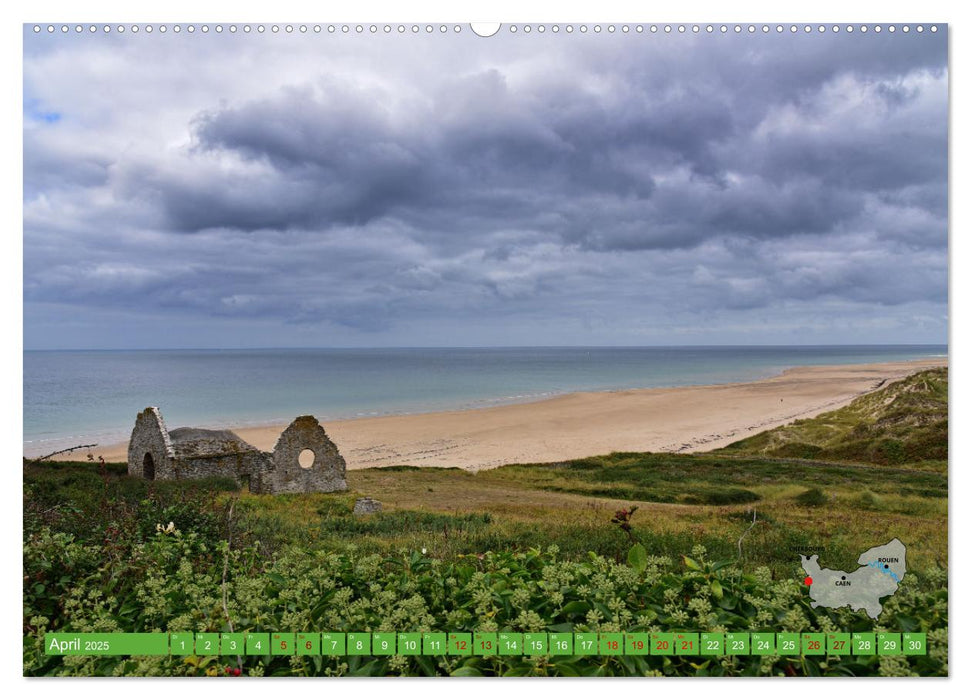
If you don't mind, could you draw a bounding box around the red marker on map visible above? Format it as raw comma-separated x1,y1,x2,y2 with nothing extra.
804,576,813,586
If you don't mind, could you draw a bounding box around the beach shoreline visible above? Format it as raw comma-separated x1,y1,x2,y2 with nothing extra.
45,358,946,470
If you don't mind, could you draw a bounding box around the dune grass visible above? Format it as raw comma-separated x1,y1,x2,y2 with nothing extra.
716,368,947,468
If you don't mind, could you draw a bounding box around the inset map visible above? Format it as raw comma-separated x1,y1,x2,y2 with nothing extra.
801,539,907,619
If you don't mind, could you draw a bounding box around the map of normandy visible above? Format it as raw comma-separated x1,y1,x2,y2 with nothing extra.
800,539,907,619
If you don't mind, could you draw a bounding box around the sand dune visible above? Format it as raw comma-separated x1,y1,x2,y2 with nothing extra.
70,359,945,471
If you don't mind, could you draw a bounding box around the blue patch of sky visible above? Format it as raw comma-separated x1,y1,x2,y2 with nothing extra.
24,98,61,124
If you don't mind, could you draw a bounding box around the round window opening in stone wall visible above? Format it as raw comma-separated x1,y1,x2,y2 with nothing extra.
298,449,315,469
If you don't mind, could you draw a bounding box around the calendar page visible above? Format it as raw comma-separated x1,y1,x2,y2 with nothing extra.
22,19,948,679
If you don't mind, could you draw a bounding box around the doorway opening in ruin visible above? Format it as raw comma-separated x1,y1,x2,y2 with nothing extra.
298,449,315,469
143,452,155,480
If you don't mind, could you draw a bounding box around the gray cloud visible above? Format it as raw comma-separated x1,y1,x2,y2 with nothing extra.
23,29,948,348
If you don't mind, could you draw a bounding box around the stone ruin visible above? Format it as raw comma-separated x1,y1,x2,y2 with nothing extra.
127,407,347,495
353,497,383,515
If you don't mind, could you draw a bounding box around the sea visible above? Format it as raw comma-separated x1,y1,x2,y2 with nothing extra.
23,345,946,457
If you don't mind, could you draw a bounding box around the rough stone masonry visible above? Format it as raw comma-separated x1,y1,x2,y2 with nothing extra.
127,407,348,495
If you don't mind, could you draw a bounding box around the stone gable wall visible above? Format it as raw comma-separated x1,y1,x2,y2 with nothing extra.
127,407,174,479
261,415,348,494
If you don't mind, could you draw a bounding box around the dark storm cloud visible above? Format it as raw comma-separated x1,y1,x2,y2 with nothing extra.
136,33,947,252
22,29,949,347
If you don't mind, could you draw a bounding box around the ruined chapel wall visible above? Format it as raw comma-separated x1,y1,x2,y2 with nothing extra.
127,409,349,494
262,416,348,494
171,452,271,487
127,407,173,479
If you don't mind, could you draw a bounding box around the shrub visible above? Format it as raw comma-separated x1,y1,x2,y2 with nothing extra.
857,490,882,510
794,487,829,507
681,488,760,506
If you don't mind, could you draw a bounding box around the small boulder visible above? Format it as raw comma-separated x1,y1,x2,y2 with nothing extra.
353,497,383,515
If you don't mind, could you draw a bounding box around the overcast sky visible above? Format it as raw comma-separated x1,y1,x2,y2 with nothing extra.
23,26,948,349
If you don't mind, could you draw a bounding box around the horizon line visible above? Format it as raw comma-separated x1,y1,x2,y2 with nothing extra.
23,342,949,353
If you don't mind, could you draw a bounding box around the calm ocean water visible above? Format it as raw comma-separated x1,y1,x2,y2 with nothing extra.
23,345,946,456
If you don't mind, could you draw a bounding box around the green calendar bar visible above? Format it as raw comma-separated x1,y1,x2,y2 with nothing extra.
398,632,422,656
725,632,749,656
903,633,927,656
423,632,447,655
170,632,193,656
245,632,269,656
473,632,497,656
777,632,800,656
297,632,320,656
625,632,649,656
878,633,902,656
700,632,724,656
751,632,774,655
599,633,623,655
523,633,548,655
675,632,699,655
196,632,219,656
373,632,396,655
472,632,499,656
852,633,876,656
448,633,471,656
320,632,345,656
498,632,523,656
651,632,674,655
39,630,932,657
347,632,371,656
802,633,825,656
221,633,244,656
195,633,219,656
827,632,851,656
44,633,169,656
271,632,295,655
574,633,598,656
549,632,573,656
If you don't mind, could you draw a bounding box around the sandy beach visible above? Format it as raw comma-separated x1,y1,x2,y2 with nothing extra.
70,359,944,471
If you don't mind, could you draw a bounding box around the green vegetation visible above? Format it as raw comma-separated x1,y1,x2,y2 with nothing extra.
23,369,948,677
718,368,947,468
23,528,947,677
794,488,829,507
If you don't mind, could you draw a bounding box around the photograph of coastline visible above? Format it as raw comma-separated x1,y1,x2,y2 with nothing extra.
23,23,947,677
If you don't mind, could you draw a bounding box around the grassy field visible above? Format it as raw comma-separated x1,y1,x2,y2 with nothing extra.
22,368,948,676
